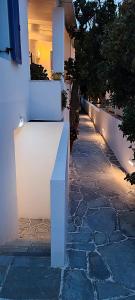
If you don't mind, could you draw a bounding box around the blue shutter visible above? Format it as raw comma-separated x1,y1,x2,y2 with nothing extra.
8,0,22,64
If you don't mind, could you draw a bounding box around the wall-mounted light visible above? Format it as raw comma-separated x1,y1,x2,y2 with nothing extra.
128,159,135,167
128,144,135,167
37,49,40,59
18,116,24,128
102,128,105,134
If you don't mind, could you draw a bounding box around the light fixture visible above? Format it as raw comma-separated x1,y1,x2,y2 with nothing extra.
18,116,24,128
128,159,135,167
37,49,40,59
128,144,135,167
102,128,105,134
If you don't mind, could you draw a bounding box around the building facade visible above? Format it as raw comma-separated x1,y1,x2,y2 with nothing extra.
0,0,75,267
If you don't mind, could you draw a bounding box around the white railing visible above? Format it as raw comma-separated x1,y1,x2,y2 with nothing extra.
51,122,69,267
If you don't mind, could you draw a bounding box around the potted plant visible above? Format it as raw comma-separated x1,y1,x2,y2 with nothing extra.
52,72,63,80
30,63,49,80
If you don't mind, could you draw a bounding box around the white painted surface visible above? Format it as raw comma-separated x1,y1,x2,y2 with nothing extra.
64,29,71,61
0,0,29,245
51,123,69,267
0,0,70,260
29,80,62,121
14,122,63,219
63,108,70,123
82,99,134,174
53,7,64,73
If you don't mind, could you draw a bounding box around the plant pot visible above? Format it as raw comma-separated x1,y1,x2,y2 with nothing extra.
52,72,62,80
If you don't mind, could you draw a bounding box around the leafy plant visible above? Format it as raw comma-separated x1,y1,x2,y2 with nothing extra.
101,0,135,108
70,0,135,184
124,173,135,185
30,63,49,80
119,102,135,143
101,0,135,185
61,90,67,109
52,72,63,80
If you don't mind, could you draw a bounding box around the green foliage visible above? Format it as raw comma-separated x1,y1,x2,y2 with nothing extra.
66,0,135,162
119,102,135,143
61,90,67,110
65,58,78,80
101,0,135,107
66,0,117,101
30,63,49,80
124,173,135,185
101,0,135,185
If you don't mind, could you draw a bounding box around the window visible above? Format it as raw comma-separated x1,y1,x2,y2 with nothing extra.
8,0,22,64
0,0,10,60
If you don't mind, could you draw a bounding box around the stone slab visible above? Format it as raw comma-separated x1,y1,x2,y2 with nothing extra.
62,270,94,300
68,250,87,269
96,281,133,300
88,251,110,280
98,239,135,289
0,264,61,300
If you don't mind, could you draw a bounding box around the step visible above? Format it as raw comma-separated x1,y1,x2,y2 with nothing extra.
0,240,51,257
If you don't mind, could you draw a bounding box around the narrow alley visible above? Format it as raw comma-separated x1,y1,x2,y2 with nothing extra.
65,113,135,300
0,114,135,300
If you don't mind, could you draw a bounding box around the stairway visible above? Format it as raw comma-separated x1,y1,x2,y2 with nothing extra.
0,218,51,257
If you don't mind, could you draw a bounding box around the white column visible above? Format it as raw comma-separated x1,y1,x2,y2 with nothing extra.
52,7,65,73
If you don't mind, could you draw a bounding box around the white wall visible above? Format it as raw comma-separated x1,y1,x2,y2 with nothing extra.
29,80,62,121
82,100,134,174
64,29,75,61
14,122,63,219
51,123,69,267
0,0,30,245
64,29,71,61
53,7,65,73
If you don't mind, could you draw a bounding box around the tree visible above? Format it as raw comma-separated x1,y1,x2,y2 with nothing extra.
101,0,135,107
65,0,117,151
70,0,117,101
101,0,135,184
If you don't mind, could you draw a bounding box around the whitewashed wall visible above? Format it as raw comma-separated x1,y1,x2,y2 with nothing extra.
64,29,75,60
53,7,64,73
29,80,62,121
82,99,134,174
14,122,63,219
0,0,29,245
51,123,69,267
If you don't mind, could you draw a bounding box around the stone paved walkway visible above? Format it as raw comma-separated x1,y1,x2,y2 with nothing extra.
18,218,50,242
0,113,135,299
65,114,135,300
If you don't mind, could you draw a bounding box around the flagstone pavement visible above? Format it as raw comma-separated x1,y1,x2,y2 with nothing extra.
0,114,135,300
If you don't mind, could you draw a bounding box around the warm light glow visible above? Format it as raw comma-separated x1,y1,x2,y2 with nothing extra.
37,49,40,59
18,117,24,128
128,159,135,167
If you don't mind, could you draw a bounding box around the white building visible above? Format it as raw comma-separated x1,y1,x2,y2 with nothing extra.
0,0,75,267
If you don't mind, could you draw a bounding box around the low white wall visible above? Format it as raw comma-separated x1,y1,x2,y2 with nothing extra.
82,99,134,174
63,108,69,122
51,123,69,267
29,81,62,121
14,122,63,219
